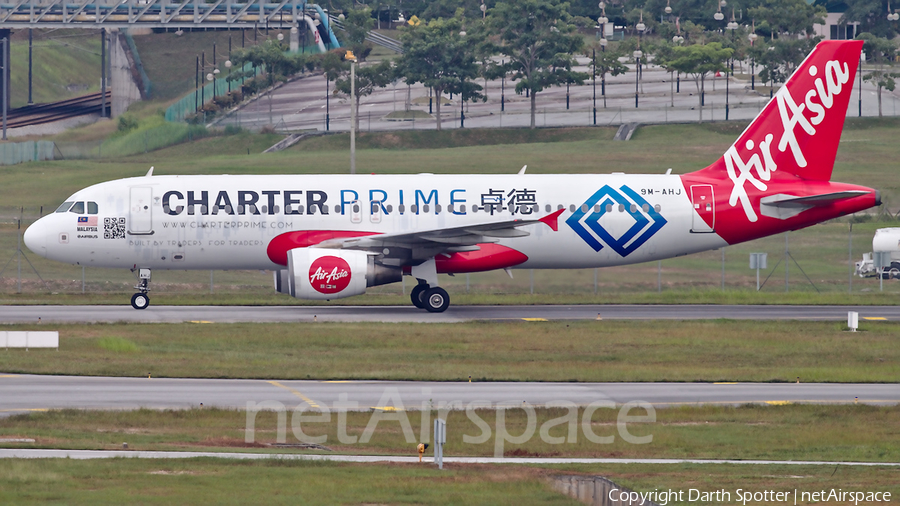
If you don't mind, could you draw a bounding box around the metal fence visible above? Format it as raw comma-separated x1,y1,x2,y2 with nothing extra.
0,141,55,166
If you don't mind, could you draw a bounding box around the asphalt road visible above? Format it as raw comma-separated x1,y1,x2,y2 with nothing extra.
2,374,897,416
2,304,899,323
217,57,898,133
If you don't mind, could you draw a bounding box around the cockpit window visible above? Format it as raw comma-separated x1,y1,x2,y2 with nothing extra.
87,202,98,214
69,202,85,214
55,201,74,213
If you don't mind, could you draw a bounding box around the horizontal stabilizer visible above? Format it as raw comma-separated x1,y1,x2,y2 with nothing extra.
760,191,871,220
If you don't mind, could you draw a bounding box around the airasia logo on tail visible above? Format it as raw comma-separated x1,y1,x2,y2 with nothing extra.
719,41,859,223
309,256,351,294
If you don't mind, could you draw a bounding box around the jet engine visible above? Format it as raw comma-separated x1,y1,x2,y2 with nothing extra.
274,248,401,300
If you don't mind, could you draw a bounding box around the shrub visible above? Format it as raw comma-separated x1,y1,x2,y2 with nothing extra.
117,113,139,133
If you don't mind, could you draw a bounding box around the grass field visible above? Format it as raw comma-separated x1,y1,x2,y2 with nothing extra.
0,458,580,505
2,121,900,301
3,404,898,462
0,320,897,382
0,458,897,505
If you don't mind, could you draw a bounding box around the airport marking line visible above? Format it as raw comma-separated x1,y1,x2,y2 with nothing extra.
713,382,738,385
2,449,899,466
521,318,548,322
863,317,888,320
0,375,18,378
266,381,321,409
0,408,47,413
188,320,213,324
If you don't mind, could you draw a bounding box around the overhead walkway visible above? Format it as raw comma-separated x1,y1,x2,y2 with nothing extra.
0,0,339,47
328,14,401,53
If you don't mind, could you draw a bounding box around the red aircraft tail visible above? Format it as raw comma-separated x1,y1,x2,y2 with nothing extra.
681,40,879,245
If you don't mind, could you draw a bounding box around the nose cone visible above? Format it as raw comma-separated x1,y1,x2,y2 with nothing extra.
23,218,49,258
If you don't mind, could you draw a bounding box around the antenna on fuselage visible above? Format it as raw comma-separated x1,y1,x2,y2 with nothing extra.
517,165,527,175
145,166,154,177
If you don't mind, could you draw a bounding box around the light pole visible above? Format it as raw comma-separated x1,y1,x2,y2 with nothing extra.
598,2,608,110
749,22,757,90
225,59,232,95
459,30,466,128
501,59,505,112
325,75,330,131
725,11,738,121
672,34,684,105
346,50,358,175
634,12,645,108
592,49,597,124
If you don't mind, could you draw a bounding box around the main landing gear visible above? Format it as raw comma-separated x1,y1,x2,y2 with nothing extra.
131,268,151,310
409,258,450,313
410,282,450,313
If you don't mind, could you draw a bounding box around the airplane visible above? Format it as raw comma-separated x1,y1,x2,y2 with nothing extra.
24,40,878,312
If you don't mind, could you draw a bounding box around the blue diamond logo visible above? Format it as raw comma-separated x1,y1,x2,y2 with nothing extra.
566,185,667,257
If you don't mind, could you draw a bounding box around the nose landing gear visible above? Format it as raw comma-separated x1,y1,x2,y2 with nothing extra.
131,268,151,310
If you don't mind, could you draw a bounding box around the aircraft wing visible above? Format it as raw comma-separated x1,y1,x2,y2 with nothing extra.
314,209,564,263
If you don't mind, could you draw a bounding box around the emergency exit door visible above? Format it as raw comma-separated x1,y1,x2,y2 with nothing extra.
129,187,154,235
690,185,715,233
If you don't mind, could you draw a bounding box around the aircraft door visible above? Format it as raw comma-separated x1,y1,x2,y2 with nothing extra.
690,185,714,233
129,187,154,235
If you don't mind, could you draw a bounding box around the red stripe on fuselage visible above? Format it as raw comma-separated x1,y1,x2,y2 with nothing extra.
267,230,380,266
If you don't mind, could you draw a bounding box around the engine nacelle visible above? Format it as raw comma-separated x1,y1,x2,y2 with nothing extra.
274,248,401,300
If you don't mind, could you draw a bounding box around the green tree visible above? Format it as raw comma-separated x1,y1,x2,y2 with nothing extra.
484,0,586,128
748,38,818,96
840,0,899,39
587,42,628,108
228,40,306,126
665,42,732,122
343,7,376,62
335,60,395,129
394,16,481,131
858,32,900,117
748,0,825,39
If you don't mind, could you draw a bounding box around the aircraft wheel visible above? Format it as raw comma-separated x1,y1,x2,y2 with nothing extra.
131,293,150,310
423,287,450,313
410,284,428,309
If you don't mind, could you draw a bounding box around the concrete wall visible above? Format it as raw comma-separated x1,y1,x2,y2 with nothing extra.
109,30,142,117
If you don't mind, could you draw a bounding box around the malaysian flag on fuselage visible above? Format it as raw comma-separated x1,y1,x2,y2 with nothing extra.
77,216,98,226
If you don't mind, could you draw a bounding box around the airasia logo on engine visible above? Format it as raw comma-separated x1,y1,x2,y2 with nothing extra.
309,256,351,294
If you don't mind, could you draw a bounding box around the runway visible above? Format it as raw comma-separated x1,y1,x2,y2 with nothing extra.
2,374,897,416
2,304,900,323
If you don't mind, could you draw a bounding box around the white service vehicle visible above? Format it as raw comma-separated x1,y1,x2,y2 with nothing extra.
856,228,900,279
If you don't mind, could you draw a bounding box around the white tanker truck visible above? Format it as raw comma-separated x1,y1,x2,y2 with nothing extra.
855,228,900,279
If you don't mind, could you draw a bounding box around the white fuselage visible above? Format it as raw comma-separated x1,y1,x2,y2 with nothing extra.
25,173,725,271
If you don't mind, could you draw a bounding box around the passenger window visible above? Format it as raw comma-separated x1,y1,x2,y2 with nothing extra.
655,204,662,212
422,204,430,213
399,204,405,213
69,202,85,214
569,204,576,212
56,201,74,213
87,202,98,214
386,204,393,213
545,204,551,212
